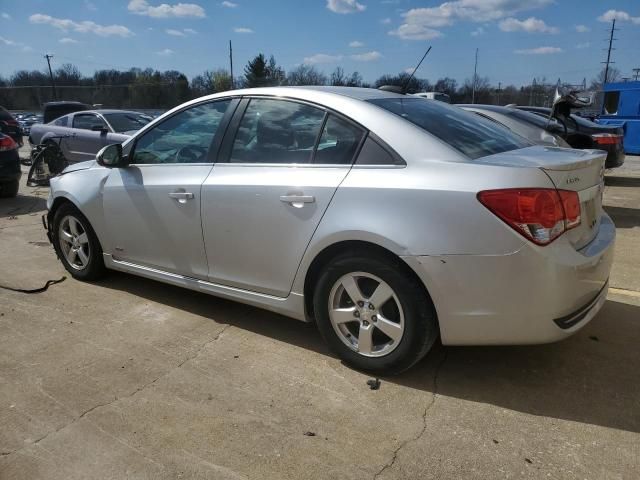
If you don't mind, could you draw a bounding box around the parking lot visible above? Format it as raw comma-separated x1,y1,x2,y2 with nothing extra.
1,148,639,479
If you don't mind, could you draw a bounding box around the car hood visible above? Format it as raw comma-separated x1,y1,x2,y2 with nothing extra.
61,159,97,174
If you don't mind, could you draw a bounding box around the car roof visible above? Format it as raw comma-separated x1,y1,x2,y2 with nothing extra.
458,104,514,114
73,109,145,115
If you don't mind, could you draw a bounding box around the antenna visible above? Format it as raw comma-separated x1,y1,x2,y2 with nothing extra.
471,48,478,104
602,19,617,84
401,46,432,94
229,40,234,89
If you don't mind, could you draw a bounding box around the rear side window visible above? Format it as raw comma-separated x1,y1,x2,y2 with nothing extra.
230,98,325,164
368,98,530,160
355,136,404,166
54,116,68,127
0,107,13,121
315,115,365,165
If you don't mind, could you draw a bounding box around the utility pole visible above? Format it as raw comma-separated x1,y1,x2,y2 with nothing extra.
497,81,501,105
229,40,234,89
471,48,478,104
44,54,57,100
602,19,617,85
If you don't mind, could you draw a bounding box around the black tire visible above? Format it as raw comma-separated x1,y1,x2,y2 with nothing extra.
313,252,438,375
52,203,106,281
0,179,19,198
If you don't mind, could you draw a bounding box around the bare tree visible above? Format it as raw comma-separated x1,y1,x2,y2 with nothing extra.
287,65,327,86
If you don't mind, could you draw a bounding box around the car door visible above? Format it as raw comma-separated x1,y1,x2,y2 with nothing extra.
202,97,366,297
102,99,235,279
68,113,111,162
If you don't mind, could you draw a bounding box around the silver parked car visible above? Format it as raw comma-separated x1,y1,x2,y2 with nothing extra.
30,110,152,163
44,87,614,373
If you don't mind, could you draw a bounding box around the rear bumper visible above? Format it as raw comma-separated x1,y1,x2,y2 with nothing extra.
404,213,615,345
605,145,625,169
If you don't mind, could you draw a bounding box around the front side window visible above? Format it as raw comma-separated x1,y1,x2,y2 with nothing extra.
73,114,107,131
603,91,620,115
131,100,231,164
54,116,69,127
368,98,530,160
103,112,152,133
230,99,325,164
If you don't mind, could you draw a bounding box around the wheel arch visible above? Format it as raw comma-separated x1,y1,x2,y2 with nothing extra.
302,239,439,328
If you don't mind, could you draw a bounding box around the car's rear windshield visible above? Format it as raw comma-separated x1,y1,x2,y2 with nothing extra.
0,107,14,121
103,112,152,133
368,98,531,159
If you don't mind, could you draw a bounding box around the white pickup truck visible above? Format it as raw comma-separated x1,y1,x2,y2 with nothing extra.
29,109,152,163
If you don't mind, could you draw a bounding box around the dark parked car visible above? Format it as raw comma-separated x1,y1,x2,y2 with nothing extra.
460,104,571,148
0,106,24,148
514,105,624,169
19,114,43,135
0,133,21,198
42,101,89,124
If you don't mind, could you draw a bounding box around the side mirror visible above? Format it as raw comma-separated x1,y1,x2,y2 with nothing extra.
91,125,109,133
97,143,126,168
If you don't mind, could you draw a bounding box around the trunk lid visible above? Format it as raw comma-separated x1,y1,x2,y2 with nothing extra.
478,145,606,249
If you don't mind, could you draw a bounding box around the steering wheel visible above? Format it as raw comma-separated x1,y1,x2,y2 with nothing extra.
175,145,208,163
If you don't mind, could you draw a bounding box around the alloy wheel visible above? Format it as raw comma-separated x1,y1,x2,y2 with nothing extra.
58,215,91,270
328,272,405,358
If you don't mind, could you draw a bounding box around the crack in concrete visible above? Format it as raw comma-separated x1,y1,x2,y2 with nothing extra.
372,350,449,480
0,324,231,461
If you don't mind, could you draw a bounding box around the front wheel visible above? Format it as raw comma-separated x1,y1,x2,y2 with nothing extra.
52,203,106,281
313,253,438,375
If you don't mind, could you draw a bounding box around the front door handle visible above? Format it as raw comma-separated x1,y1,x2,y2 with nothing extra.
169,191,194,204
280,194,315,208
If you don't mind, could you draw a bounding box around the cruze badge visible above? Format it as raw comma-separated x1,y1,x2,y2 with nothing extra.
566,177,580,185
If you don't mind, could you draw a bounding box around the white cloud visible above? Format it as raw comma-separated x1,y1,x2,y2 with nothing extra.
515,46,562,54
597,9,640,24
84,1,97,11
470,26,484,36
59,37,79,44
221,1,237,7
1,12,11,19
391,0,552,40
499,17,558,33
156,48,174,55
575,24,590,32
29,14,133,37
183,28,197,34
351,50,382,62
166,28,185,36
380,17,391,24
0,35,32,52
128,0,205,18
389,23,443,40
303,53,343,64
349,40,364,47
576,42,590,49
234,27,253,33
0,36,17,46
326,0,365,14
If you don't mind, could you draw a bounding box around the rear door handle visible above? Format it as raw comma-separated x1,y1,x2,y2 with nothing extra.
169,191,194,203
280,195,315,207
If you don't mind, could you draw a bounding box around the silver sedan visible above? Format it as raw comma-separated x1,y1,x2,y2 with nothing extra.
45,87,615,374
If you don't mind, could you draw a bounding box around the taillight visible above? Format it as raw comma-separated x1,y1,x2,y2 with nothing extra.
478,188,581,246
592,133,622,145
0,135,17,151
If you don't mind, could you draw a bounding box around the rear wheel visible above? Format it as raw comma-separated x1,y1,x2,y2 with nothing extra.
313,253,438,374
0,179,19,198
52,203,106,281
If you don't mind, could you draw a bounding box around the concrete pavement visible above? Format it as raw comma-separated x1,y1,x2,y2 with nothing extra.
1,153,639,480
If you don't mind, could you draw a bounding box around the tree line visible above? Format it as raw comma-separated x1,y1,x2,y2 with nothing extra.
0,53,613,111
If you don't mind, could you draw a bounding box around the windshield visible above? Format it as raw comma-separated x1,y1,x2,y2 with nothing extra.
103,112,152,133
368,98,530,160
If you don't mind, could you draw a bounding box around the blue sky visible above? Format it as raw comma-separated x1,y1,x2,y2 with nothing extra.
1,0,639,86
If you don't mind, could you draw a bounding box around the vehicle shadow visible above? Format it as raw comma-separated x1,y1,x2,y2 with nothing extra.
100,271,640,434
0,191,48,219
603,205,640,229
605,176,640,188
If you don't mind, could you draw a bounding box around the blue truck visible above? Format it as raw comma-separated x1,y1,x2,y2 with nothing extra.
597,81,640,155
